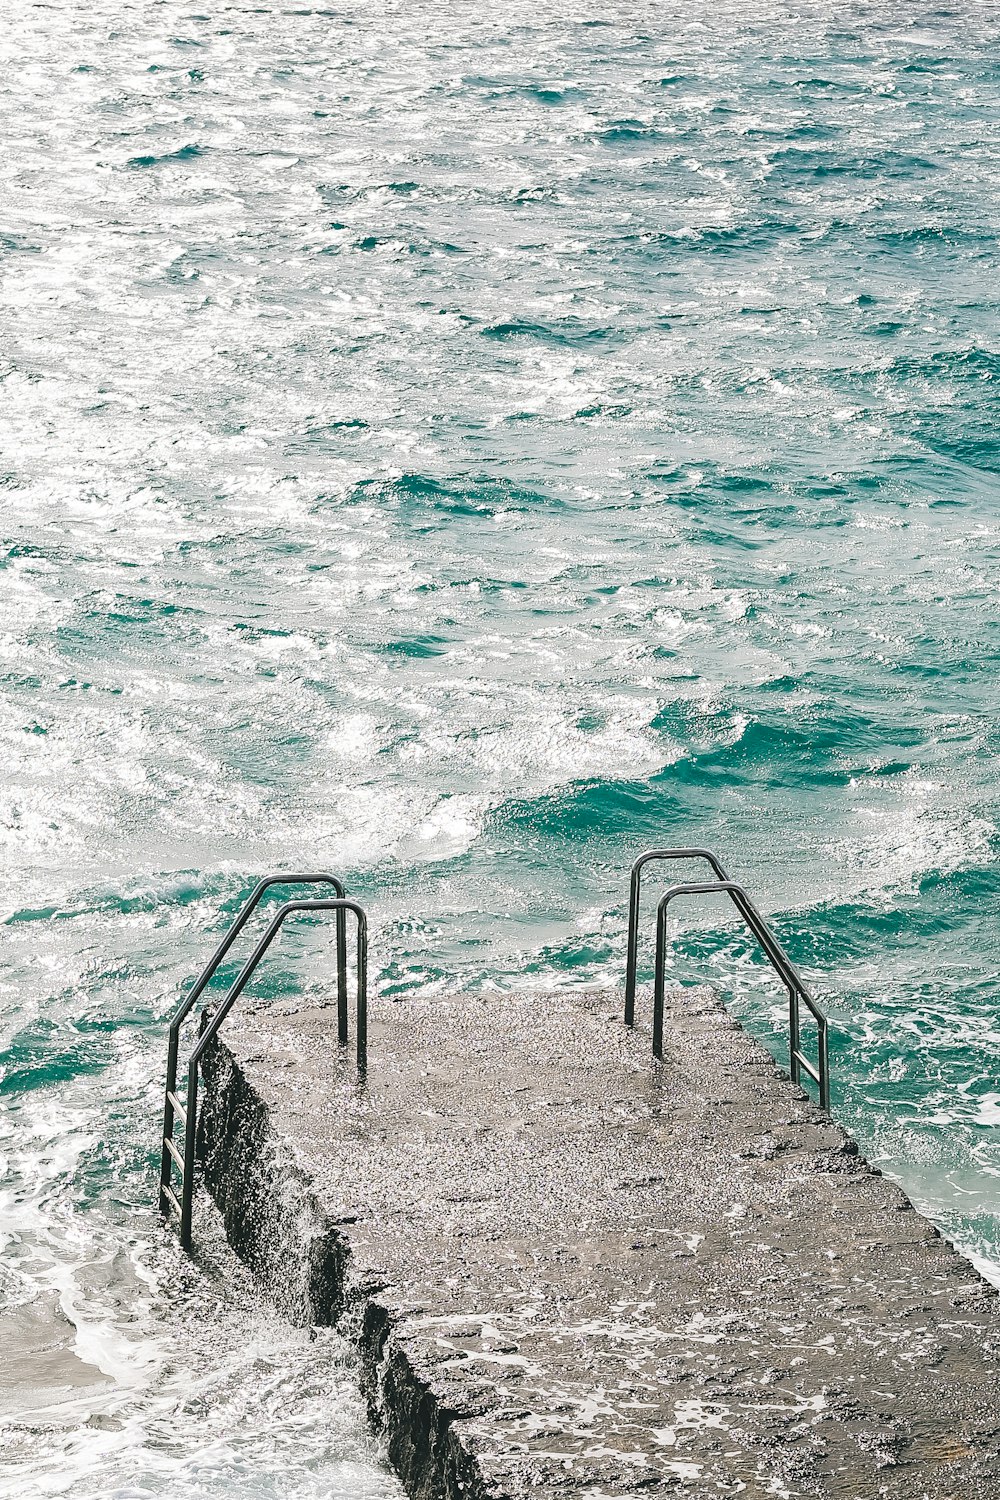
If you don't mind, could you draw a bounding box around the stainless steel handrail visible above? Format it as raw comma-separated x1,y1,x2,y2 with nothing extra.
625,848,731,1025
159,872,348,1219
625,850,830,1111
176,896,368,1249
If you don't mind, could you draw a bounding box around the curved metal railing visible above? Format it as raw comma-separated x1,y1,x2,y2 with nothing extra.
625,850,830,1111
625,848,731,1025
159,876,367,1248
171,897,367,1247
159,872,348,1221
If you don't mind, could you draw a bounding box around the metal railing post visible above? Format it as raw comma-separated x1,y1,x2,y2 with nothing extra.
625,861,642,1028
337,904,348,1046
817,1011,830,1113
173,900,370,1254
160,872,347,1219
788,984,801,1089
180,1056,199,1250
627,867,831,1109
653,895,670,1059
356,914,368,1074
625,848,732,1027
163,892,368,1248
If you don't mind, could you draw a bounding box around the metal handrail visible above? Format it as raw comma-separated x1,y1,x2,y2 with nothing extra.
651,880,829,1111
624,847,830,1111
625,848,732,1025
177,896,368,1248
159,872,348,1218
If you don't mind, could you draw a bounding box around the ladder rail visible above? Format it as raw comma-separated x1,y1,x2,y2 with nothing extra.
175,897,368,1249
629,870,833,1116
646,879,830,1112
159,872,348,1219
625,849,732,1025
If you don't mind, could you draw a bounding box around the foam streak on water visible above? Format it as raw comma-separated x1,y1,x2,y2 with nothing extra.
3,0,1000,1492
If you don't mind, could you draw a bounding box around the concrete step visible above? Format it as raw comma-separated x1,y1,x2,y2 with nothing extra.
197,987,1000,1500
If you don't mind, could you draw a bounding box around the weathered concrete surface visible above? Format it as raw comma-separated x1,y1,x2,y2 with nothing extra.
198,988,1000,1499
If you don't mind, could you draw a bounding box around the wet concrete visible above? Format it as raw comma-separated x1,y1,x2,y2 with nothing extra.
198,988,1000,1499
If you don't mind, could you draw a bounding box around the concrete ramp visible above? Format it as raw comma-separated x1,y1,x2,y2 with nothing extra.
198,988,1000,1499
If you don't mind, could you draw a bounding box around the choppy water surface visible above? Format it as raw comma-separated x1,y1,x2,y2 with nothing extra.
3,0,1000,1492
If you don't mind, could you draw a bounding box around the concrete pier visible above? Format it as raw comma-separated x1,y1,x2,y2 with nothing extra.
198,988,1000,1499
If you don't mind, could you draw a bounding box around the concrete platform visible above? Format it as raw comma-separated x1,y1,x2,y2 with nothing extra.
197,988,1000,1500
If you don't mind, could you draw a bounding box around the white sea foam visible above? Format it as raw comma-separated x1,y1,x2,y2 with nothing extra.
0,1049,401,1500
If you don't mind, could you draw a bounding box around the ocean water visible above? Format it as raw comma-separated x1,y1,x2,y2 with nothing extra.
3,0,1000,1492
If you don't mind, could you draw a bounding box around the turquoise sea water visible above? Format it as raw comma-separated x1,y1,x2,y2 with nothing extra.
3,1,1000,1493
